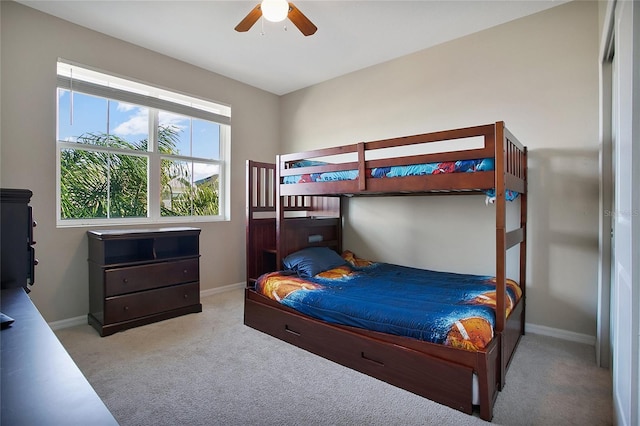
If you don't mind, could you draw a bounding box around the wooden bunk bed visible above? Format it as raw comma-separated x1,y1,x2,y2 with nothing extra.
245,121,527,421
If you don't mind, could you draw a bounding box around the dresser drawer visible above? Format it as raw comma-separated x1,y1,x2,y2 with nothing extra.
105,258,198,297
104,282,200,323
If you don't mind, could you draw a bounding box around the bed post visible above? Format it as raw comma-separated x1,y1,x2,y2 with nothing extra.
520,147,528,335
494,121,507,390
246,160,252,287
275,154,284,271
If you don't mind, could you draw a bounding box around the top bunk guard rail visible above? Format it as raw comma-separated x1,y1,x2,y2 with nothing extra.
277,122,526,197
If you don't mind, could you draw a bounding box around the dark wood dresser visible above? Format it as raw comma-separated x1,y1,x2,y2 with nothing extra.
87,227,202,336
1,287,118,425
0,188,37,291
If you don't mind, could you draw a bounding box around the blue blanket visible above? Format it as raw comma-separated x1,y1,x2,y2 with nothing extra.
256,262,521,351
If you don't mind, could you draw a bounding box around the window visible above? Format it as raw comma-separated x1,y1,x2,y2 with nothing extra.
56,61,230,226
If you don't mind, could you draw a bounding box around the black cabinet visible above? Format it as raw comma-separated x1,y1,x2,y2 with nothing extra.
87,227,202,336
1,189,37,291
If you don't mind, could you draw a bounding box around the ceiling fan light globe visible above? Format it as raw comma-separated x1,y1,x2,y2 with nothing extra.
261,0,289,22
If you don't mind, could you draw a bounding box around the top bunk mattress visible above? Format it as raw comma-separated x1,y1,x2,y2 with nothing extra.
282,158,519,200
254,249,522,352
283,158,494,184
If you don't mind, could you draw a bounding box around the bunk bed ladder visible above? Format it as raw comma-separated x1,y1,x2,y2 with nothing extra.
246,160,277,286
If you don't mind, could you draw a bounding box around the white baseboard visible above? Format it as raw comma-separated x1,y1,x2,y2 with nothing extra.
200,281,245,298
49,282,246,331
525,322,596,346
49,315,87,331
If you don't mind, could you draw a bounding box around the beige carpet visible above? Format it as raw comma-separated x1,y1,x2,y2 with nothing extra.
55,288,612,426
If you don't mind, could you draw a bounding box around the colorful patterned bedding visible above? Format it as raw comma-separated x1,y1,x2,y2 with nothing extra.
282,158,518,200
255,249,522,351
283,158,493,183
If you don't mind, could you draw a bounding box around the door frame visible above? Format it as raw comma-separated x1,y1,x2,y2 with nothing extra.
600,1,640,425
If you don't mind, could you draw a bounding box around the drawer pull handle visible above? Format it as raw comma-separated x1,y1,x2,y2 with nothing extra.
183,269,188,274
122,278,128,284
184,294,189,299
361,352,384,366
123,306,129,311
285,325,300,336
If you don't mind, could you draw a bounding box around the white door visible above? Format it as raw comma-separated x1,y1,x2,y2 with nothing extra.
610,2,639,425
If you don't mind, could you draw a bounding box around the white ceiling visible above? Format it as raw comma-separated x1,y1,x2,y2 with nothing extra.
18,0,567,95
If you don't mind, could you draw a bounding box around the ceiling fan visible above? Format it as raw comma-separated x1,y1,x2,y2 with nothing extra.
235,0,318,36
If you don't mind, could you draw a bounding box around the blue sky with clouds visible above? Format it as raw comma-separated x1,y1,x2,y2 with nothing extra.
58,89,221,182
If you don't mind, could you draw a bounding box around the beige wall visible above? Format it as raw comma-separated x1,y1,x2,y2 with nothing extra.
280,1,600,337
0,2,279,321
1,1,601,338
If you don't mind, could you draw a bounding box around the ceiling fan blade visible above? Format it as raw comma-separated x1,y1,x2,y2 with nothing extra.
235,4,262,32
288,2,317,36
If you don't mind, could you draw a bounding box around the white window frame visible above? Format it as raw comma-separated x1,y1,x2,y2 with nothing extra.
56,60,231,227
